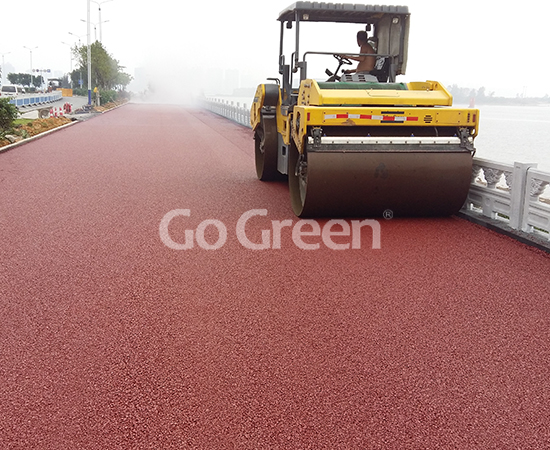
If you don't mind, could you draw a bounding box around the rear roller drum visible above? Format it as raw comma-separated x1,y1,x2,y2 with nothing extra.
289,140,310,217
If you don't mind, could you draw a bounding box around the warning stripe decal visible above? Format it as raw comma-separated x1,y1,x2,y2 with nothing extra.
324,113,419,122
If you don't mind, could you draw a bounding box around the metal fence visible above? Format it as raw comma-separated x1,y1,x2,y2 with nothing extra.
8,91,63,108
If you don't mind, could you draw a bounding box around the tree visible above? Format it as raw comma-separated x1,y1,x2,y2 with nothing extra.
59,75,71,89
7,73,44,88
70,42,132,90
0,98,19,132
477,86,486,101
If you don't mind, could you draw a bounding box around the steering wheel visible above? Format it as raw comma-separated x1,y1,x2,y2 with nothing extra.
325,54,354,82
333,54,353,66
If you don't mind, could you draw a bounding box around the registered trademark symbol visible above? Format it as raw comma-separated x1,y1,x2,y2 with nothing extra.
383,209,394,220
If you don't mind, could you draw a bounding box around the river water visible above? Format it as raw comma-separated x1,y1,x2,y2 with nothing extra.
471,104,550,172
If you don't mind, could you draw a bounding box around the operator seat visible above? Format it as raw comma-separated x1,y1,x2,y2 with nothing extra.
370,56,390,82
340,56,390,83
341,73,378,82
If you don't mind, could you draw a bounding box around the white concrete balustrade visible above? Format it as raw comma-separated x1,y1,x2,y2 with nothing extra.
205,98,250,128
465,158,550,239
203,97,550,241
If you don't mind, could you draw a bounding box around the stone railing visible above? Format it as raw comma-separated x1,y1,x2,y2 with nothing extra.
203,97,550,241
464,158,550,240
204,98,251,128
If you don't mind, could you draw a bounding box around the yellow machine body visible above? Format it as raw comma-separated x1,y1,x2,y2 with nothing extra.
252,80,479,151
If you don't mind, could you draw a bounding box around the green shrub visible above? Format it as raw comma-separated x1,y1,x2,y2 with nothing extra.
72,88,88,97
71,88,130,105
0,98,19,131
100,90,117,105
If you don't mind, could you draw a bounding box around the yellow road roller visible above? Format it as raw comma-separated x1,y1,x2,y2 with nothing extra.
251,2,479,218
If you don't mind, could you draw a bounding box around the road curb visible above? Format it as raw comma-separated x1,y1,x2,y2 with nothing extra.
0,120,79,154
456,210,550,255
69,101,128,121
0,102,128,154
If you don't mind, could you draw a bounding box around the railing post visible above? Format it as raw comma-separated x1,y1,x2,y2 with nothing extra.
521,168,550,237
509,162,537,229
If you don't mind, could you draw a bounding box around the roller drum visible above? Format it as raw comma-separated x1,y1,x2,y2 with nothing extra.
290,142,473,218
255,115,281,181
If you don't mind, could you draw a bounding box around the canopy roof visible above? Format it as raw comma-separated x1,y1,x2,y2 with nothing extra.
278,2,409,24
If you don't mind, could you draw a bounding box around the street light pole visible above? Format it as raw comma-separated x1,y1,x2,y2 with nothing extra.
23,46,38,89
81,20,97,42
81,19,109,42
92,0,113,43
61,42,73,88
68,32,86,90
87,0,92,105
0,52,10,87
68,31,86,44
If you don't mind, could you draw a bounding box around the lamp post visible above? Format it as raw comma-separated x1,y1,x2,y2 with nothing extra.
68,32,86,89
81,19,97,42
1,52,10,87
80,19,109,42
23,46,38,89
87,0,92,105
61,42,73,88
91,0,113,43
68,31,86,44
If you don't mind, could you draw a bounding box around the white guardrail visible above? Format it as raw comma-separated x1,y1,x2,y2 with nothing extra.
203,97,550,240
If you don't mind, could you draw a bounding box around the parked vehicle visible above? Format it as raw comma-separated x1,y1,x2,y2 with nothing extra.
0,85,25,97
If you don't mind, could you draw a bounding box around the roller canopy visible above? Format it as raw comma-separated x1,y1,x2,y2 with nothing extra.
278,2,410,76
278,2,409,24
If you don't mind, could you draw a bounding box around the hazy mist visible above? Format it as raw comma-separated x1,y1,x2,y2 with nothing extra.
1,0,549,103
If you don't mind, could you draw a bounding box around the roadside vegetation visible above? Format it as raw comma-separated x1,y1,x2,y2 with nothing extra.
0,111,72,149
0,98,20,140
1,91,72,149
6,42,132,102
1,42,131,149
1,95,73,149
6,73,45,90
70,42,132,93
72,87,130,106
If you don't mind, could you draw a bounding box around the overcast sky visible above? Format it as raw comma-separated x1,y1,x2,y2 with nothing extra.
1,0,548,99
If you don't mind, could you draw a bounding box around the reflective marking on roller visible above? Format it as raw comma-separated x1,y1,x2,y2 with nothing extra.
324,113,419,122
307,136,462,146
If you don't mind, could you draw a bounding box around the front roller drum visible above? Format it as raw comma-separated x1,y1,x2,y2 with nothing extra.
255,115,282,181
289,146,473,218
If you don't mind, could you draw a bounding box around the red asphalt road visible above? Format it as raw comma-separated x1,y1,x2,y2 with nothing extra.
1,103,550,449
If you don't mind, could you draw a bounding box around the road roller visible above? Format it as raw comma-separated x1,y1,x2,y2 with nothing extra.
251,2,479,217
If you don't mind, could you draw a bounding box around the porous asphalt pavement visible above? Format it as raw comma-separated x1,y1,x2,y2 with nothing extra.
1,103,550,449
